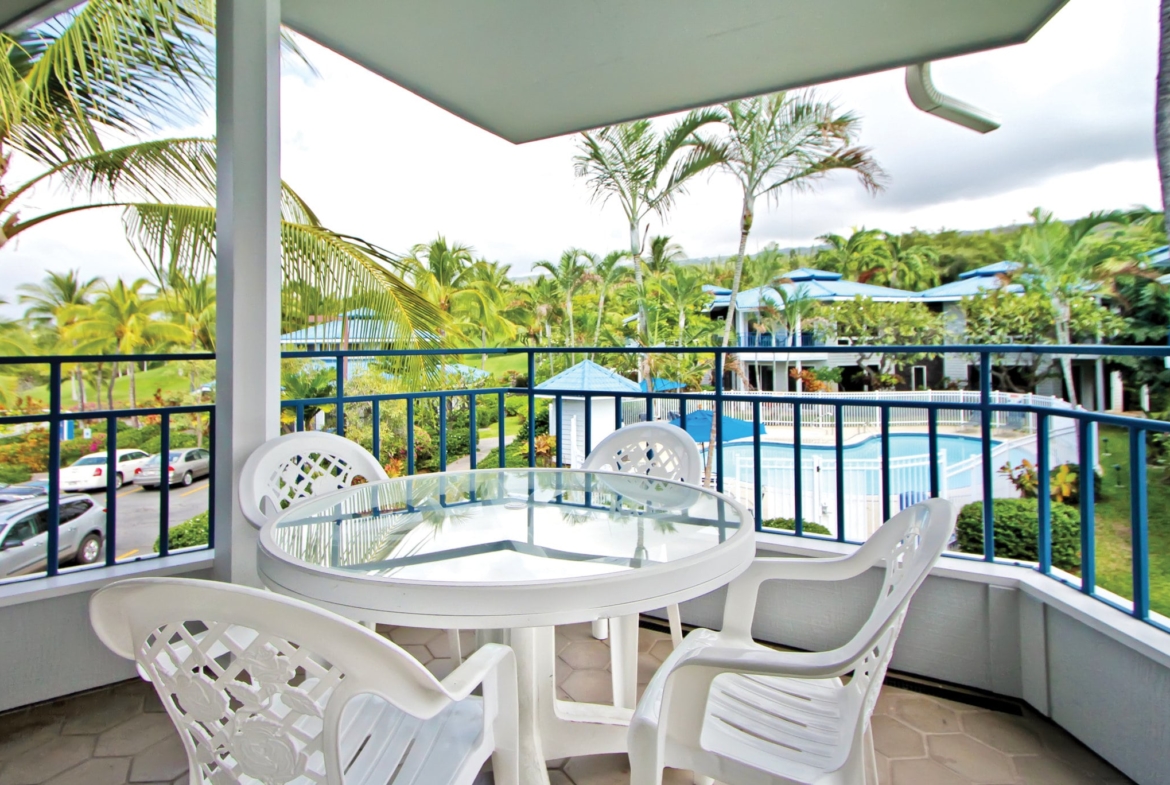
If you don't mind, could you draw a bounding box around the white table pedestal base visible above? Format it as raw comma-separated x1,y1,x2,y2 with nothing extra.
496,627,634,785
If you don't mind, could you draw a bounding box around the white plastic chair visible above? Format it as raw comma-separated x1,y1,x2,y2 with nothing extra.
583,421,701,648
90,577,518,785
628,498,956,785
239,431,390,530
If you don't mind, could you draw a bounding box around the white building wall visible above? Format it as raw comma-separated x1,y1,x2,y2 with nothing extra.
551,397,618,466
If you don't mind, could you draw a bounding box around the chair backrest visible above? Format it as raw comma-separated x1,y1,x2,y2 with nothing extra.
839,499,955,745
582,422,701,485
91,577,453,785
239,431,390,529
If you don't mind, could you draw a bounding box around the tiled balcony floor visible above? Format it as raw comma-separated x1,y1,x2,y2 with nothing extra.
0,623,1132,785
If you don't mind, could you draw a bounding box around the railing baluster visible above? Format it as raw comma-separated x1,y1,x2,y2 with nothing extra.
556,395,563,467
47,362,61,576
527,352,536,468
469,394,477,471
980,352,995,562
439,394,448,472
104,414,118,566
1078,419,1096,594
835,403,846,542
207,408,216,550
1037,414,1052,574
615,395,622,429
880,406,891,524
1131,427,1149,620
407,398,416,476
584,394,593,463
296,404,304,432
753,400,762,532
159,412,170,557
928,408,940,498
794,404,803,536
372,399,381,464
498,392,506,468
715,352,725,493
335,356,345,437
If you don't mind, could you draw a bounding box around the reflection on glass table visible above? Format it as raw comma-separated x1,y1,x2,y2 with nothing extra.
270,469,734,583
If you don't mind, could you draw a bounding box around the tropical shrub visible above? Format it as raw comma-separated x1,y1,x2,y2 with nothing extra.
762,517,832,536
154,511,209,552
956,498,1080,571
0,464,32,484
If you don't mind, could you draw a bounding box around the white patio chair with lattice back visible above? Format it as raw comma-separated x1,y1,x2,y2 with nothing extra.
90,577,518,785
240,431,467,664
582,422,702,647
627,498,956,785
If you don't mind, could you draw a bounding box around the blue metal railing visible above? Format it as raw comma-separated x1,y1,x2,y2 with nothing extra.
0,352,216,580
4,344,1170,634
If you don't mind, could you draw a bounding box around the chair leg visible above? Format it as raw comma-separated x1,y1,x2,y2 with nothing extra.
863,721,879,785
609,614,639,710
592,618,609,640
447,628,463,666
666,604,684,647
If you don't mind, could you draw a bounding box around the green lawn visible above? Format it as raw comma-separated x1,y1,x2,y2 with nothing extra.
481,353,528,377
22,365,203,409
480,415,520,439
1093,425,1170,616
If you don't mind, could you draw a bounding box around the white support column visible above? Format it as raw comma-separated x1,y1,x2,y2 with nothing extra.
213,0,282,585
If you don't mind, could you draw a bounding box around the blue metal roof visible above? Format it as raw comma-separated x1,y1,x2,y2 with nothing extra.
641,378,685,392
778,268,843,282
957,260,1021,279
535,360,641,393
732,277,912,311
914,276,1022,301
280,310,436,345
1143,245,1169,268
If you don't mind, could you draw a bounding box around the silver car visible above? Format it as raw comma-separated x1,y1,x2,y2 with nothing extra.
0,495,106,578
132,448,211,489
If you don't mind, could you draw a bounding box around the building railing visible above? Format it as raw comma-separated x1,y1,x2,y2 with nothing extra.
2,344,1169,637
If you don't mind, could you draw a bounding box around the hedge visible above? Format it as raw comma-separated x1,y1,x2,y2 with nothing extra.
154,511,209,553
956,498,1080,571
762,517,832,536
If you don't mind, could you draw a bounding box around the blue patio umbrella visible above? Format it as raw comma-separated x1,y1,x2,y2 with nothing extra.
668,410,761,444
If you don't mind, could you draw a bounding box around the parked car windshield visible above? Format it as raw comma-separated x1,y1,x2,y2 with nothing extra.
144,451,184,465
70,455,105,466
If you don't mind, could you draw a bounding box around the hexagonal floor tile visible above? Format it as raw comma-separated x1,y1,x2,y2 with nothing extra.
128,735,187,783
426,658,456,680
94,712,178,757
43,757,130,785
647,639,674,663
559,640,611,671
637,652,662,685
563,753,629,784
1013,753,1103,785
558,623,595,642
388,626,443,646
0,734,95,785
927,734,1014,784
425,630,477,660
0,718,63,764
401,643,434,665
561,670,612,705
960,711,1042,755
871,715,925,759
889,696,962,734
889,757,973,785
61,692,144,736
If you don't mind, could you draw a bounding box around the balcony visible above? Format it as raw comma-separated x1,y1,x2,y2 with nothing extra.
0,622,1131,785
0,343,1167,784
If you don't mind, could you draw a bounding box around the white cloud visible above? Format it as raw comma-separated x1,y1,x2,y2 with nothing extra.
0,0,1160,316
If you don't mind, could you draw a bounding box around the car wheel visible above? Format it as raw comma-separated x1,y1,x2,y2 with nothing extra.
76,533,102,565
113,473,124,490
182,471,193,487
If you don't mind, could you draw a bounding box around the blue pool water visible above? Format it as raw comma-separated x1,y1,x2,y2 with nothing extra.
721,433,992,465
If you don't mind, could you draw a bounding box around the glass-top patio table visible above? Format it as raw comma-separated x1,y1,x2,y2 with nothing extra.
257,468,754,785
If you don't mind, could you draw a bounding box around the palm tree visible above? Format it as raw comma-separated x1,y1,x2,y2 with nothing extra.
697,91,882,482
644,236,685,277
1013,208,1139,406
590,251,632,353
883,235,941,291
574,111,725,384
17,270,101,407
699,92,884,356
659,266,705,347
535,249,595,366
160,272,216,391
67,279,188,423
815,228,894,282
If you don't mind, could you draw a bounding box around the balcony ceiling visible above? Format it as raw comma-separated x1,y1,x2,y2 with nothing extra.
281,0,1068,143
0,0,1068,144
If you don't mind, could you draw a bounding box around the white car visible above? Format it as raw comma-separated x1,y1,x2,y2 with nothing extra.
59,449,152,492
0,495,107,578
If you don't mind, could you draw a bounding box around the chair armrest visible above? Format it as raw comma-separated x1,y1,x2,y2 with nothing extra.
438,642,515,702
668,644,857,681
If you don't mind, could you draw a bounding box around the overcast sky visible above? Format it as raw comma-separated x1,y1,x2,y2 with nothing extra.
0,0,1160,315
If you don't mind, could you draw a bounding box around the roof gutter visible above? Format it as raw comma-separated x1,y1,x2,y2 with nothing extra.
905,63,1000,134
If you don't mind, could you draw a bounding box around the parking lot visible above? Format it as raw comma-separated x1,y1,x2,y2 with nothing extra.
82,479,211,562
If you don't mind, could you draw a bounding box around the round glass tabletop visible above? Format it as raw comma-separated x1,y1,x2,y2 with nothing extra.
264,468,747,585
